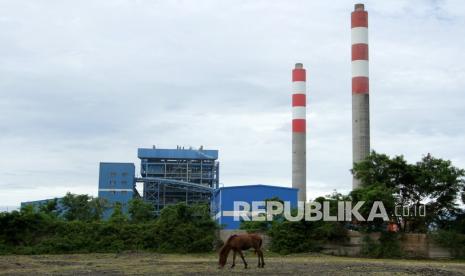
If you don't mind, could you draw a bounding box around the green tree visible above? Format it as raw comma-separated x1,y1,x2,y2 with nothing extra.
155,203,218,253
61,193,106,222
128,198,155,223
416,154,465,229
109,202,128,224
38,198,59,218
352,151,465,232
240,196,284,233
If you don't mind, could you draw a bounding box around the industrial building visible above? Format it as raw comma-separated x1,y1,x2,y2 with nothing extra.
98,162,137,217
23,145,299,230
98,147,219,216
20,198,65,213
136,147,219,213
212,185,298,229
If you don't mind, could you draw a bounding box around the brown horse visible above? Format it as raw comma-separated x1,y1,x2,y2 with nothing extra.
218,233,265,269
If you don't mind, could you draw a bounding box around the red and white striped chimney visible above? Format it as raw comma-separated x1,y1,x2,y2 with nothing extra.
292,63,307,202
351,3,370,189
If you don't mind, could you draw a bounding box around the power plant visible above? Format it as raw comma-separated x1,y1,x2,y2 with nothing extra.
351,3,371,189
21,3,374,227
292,63,307,202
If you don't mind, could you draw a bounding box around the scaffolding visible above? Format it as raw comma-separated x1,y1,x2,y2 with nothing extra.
137,148,219,213
138,177,213,213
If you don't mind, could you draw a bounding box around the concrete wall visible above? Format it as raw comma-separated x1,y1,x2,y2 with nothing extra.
322,230,452,259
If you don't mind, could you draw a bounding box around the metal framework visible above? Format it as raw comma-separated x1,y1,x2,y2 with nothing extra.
140,159,219,188
137,148,219,213
137,177,213,213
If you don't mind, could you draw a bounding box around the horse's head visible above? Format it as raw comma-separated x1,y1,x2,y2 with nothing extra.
218,244,229,268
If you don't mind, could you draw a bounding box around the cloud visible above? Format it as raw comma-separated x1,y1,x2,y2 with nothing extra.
0,0,464,206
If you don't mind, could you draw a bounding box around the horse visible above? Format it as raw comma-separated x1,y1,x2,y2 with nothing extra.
218,233,265,269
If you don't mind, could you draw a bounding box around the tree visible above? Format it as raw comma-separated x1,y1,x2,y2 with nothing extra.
61,193,107,222
352,151,465,232
128,198,155,223
109,202,128,224
416,154,465,229
38,198,59,218
154,203,218,252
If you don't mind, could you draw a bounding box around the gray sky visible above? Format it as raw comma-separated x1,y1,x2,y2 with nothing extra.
1,0,465,207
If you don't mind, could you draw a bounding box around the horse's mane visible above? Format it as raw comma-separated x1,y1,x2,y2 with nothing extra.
225,234,237,244
219,234,237,265
220,235,236,254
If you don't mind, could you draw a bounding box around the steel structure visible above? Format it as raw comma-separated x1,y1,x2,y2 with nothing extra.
138,147,219,213
351,3,370,189
137,177,213,213
292,63,307,202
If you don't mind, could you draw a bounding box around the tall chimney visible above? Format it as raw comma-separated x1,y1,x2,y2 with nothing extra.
292,63,307,202
351,3,370,189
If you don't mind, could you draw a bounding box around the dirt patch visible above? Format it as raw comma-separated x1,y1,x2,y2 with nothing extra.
0,253,464,275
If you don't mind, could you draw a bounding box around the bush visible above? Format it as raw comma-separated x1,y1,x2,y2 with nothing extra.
361,232,403,258
432,230,465,258
0,203,218,254
268,220,347,254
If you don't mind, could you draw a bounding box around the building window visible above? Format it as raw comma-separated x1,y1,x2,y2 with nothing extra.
122,172,128,177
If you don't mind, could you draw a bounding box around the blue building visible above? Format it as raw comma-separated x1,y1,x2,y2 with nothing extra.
95,147,219,216
21,198,65,214
211,184,298,229
98,162,136,217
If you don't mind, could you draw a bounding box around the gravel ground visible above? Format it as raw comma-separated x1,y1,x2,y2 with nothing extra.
0,252,464,275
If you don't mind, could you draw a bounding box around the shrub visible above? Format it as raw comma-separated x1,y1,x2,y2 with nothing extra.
432,230,465,258
361,232,403,258
0,203,218,254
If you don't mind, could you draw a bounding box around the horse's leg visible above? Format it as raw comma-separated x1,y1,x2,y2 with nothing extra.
238,250,247,269
231,250,236,268
259,249,265,268
255,247,261,267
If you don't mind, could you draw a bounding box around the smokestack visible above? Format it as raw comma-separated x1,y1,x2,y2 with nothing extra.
351,3,370,189
292,63,307,202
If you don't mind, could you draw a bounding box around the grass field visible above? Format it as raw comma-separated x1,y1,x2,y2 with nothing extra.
0,252,464,275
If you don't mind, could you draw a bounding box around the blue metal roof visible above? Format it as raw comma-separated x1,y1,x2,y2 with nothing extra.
216,184,297,191
138,148,218,160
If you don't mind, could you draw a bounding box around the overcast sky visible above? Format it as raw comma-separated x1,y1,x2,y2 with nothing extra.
1,0,464,207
